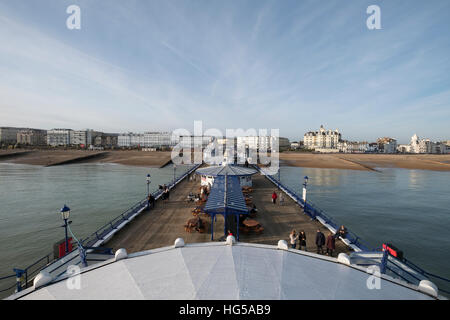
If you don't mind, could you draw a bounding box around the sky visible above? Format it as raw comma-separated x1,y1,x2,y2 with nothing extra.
0,0,449,143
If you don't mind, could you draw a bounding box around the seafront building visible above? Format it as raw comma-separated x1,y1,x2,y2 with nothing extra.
118,132,181,148
397,144,412,153
16,129,47,146
143,132,174,148
236,136,290,152
70,130,90,147
377,137,398,154
0,127,28,145
290,141,300,150
409,134,449,154
304,125,341,151
337,141,369,153
46,129,73,146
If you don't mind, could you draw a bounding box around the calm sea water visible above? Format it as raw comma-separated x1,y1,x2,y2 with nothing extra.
0,163,192,278
0,164,449,286
276,166,450,281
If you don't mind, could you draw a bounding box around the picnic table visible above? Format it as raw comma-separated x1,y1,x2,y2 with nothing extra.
243,219,259,228
184,217,206,233
240,219,264,234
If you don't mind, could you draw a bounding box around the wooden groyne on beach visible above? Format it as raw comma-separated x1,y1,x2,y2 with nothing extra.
45,152,109,166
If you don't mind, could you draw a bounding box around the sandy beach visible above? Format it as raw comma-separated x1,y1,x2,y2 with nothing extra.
2,149,450,171
0,150,173,167
280,153,450,171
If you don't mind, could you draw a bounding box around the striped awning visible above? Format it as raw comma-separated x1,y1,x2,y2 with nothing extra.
204,175,249,215
195,165,257,177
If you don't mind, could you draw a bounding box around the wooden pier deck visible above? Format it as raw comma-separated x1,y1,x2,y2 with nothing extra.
106,173,351,256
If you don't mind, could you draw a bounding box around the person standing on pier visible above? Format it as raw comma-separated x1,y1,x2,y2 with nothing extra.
165,186,170,201
336,225,348,239
279,192,284,206
271,191,277,204
147,194,155,209
289,230,298,249
326,232,335,256
298,231,307,251
315,229,325,254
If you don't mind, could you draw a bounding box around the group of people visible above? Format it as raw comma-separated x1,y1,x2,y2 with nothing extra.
289,230,307,251
271,191,284,206
159,184,170,201
289,225,348,256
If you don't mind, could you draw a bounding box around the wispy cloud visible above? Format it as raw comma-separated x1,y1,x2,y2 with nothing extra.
0,0,449,142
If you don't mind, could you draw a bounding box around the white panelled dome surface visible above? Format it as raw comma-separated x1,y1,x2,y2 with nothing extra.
11,242,436,300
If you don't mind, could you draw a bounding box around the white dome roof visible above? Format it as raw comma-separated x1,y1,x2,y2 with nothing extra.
15,242,434,300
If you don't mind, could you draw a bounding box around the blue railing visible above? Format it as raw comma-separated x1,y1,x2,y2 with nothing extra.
0,163,201,298
81,163,200,248
255,165,372,251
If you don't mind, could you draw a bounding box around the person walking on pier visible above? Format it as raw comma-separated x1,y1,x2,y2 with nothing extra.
315,229,325,254
279,192,284,206
298,231,307,251
289,230,299,249
326,232,335,256
271,191,277,204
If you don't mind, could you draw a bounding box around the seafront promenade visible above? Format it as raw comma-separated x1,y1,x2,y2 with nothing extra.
105,172,350,256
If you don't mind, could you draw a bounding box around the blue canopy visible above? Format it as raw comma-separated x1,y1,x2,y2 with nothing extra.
204,174,249,240
205,175,249,215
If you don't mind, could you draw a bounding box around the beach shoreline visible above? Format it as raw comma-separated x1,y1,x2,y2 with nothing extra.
1,149,450,171
0,150,173,168
280,152,450,171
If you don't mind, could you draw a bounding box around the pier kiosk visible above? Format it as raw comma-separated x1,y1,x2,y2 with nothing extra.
195,164,257,188
204,174,249,241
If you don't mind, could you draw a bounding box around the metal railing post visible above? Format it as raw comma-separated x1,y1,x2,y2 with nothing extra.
380,249,389,274
13,269,25,293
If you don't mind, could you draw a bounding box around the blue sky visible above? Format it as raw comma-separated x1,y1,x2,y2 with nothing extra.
0,0,449,143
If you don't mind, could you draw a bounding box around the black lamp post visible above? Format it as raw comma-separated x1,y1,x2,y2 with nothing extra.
60,204,71,254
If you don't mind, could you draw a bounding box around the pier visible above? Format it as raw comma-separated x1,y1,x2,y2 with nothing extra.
105,171,351,256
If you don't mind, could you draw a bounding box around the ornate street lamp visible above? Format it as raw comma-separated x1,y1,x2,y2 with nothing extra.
60,204,71,254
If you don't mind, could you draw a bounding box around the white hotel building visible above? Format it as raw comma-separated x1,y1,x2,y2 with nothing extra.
304,125,341,151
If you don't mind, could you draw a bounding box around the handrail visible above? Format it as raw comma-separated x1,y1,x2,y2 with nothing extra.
81,163,200,248
255,165,372,251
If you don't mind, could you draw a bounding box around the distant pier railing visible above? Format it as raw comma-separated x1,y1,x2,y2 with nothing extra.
81,163,201,248
255,165,372,251
0,163,201,298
